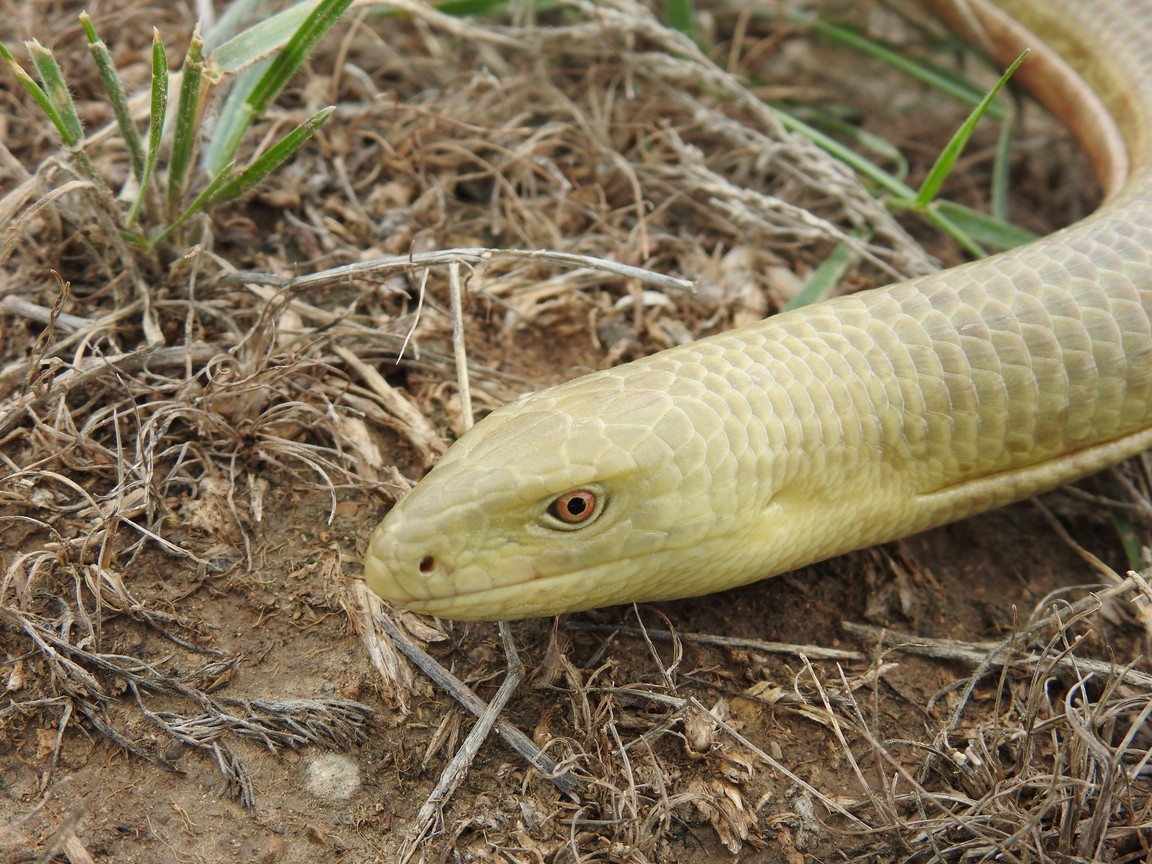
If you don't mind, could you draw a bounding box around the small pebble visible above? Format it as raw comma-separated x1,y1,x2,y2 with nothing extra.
303,754,361,801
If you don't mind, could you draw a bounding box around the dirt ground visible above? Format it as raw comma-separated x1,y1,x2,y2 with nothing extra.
2,0,1151,862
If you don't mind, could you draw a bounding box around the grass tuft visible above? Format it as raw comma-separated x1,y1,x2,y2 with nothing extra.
0,1,350,255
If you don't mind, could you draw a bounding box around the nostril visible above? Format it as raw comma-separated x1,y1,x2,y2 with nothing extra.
418,555,435,574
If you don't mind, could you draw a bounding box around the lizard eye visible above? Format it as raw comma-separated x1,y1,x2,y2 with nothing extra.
545,489,602,528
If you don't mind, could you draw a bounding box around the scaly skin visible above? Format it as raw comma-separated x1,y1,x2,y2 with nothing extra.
365,0,1152,620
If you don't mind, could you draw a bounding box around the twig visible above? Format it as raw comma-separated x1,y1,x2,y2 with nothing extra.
231,246,701,296
397,625,524,861
1031,498,1124,586
373,612,580,800
241,281,539,387
843,572,1152,690
688,696,869,828
0,295,93,332
0,343,221,438
448,261,473,426
332,344,446,467
353,583,414,707
35,806,87,864
568,621,867,661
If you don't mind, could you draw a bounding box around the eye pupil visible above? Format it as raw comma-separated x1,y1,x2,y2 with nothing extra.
548,489,599,526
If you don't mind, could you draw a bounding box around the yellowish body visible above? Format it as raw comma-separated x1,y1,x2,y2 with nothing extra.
366,0,1152,620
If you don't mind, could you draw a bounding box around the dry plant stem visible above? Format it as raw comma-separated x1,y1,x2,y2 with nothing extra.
1132,568,1152,607
395,626,526,861
1030,498,1126,587
635,608,683,690
242,282,538,388
62,826,97,864
650,127,904,279
0,295,93,332
822,658,1022,854
564,678,869,833
0,343,220,438
0,175,83,269
842,572,1152,690
846,573,1150,795
396,267,429,361
332,344,446,466
372,612,580,799
34,806,86,864
234,247,700,296
842,626,1152,689
687,695,868,827
811,667,995,859
801,659,898,826
805,662,971,856
448,261,473,426
568,622,868,662
352,584,414,709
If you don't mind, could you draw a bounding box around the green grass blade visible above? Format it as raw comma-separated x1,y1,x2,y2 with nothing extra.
0,38,74,143
244,0,352,114
80,12,145,182
811,20,1008,120
788,106,910,182
167,23,205,218
784,19,1035,263
922,204,987,258
434,0,517,15
914,51,1027,208
211,106,334,203
932,200,1037,249
2,38,101,183
27,39,84,146
774,107,917,200
207,0,350,173
27,38,106,184
151,161,236,248
127,29,169,226
204,59,270,176
664,0,696,38
203,0,263,54
208,1,321,75
989,116,1013,223
782,237,863,311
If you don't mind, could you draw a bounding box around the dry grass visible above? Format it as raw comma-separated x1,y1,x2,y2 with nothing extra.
1,0,1150,861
